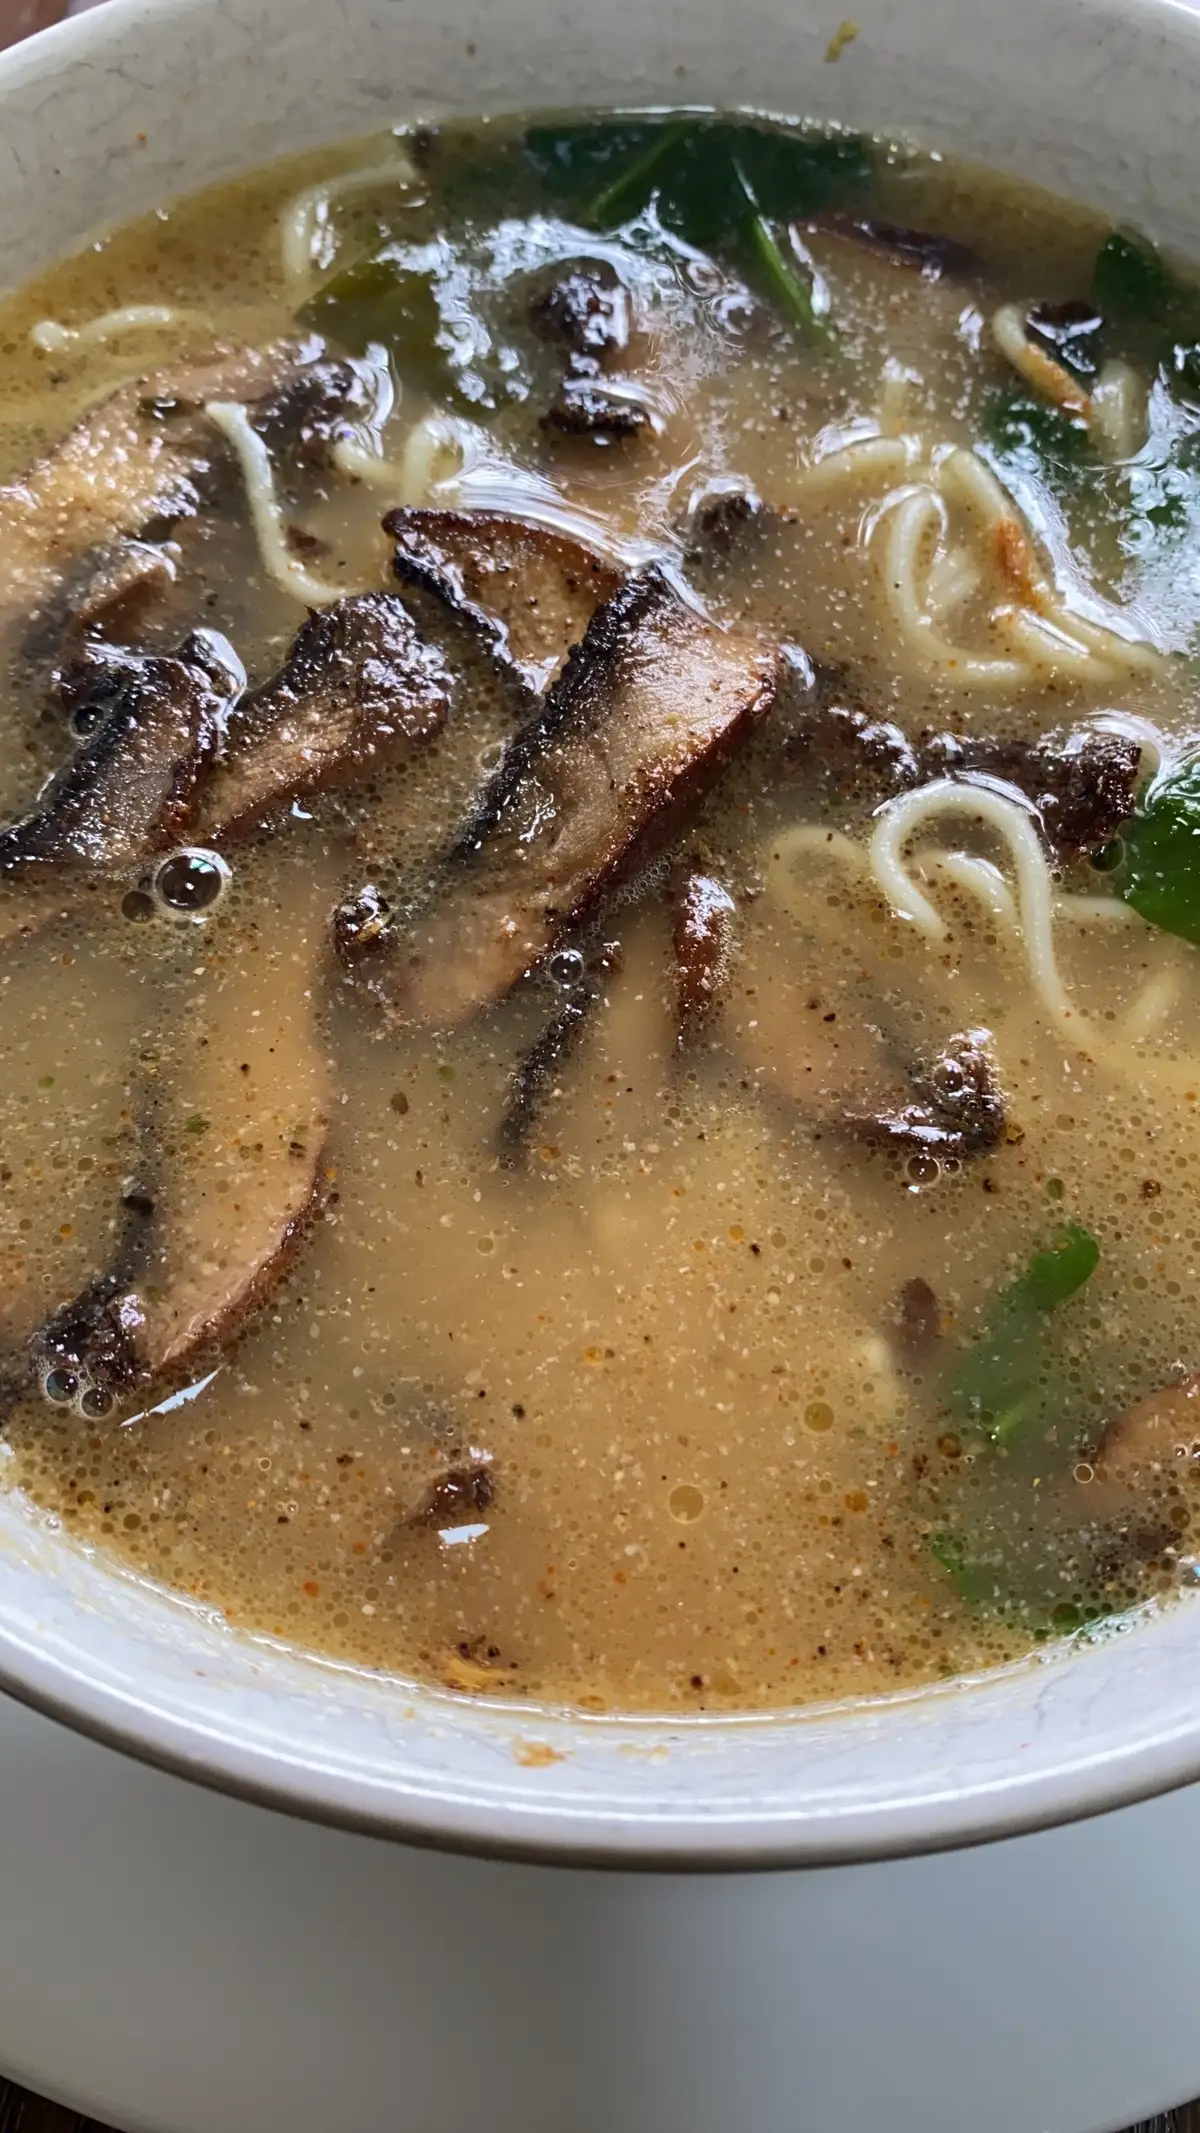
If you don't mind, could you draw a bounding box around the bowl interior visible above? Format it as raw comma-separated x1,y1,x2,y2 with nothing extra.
1,0,1199,1864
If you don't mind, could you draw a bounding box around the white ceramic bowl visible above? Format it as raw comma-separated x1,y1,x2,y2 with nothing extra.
1,0,1199,1869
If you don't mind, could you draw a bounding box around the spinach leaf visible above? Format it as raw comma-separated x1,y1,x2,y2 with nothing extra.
948,1224,1100,1446
524,114,872,245
297,247,518,412
732,163,825,336
298,256,450,381
1093,228,1197,330
981,389,1092,483
929,1532,1103,1632
1116,757,1200,945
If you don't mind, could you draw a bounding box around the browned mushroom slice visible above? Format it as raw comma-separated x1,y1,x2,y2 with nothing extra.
845,1029,1006,1160
921,727,1141,857
1055,1374,1200,1576
20,538,179,680
343,569,778,1028
813,215,982,281
529,261,631,364
32,871,334,1399
542,379,651,441
0,634,232,893
673,871,736,1039
408,1453,495,1529
0,344,301,630
889,1277,942,1363
529,259,650,441
197,593,451,843
249,358,376,474
496,988,596,1166
384,505,623,688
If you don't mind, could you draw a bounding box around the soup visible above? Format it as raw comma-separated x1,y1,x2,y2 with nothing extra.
1,110,1198,1715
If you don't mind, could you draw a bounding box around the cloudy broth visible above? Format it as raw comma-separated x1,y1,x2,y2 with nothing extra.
0,112,1199,1713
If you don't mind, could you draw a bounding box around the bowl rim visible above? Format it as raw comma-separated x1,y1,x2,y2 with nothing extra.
6,0,1200,1869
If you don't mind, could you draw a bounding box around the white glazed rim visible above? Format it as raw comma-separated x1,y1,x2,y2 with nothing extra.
4,0,1200,1866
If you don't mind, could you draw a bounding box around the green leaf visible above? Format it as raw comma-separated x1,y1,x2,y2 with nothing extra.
588,121,691,227
1117,755,1200,945
1093,228,1195,328
732,162,825,337
930,1531,1005,1608
949,1224,1100,1446
297,253,500,411
929,1531,1110,1632
1019,1225,1101,1309
523,115,871,245
981,389,1092,481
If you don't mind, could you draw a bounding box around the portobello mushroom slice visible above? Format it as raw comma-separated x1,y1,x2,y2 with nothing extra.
921,726,1142,857
0,633,235,949
813,215,982,282
1049,1374,1200,1580
385,505,624,690
673,871,736,1040
529,258,650,442
494,938,622,1165
197,592,451,843
341,569,779,1029
845,1028,1006,1159
0,344,304,631
31,868,334,1401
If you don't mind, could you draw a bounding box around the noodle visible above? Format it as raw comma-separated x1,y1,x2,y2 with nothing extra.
992,302,1088,418
29,305,213,354
868,780,1195,1084
279,152,417,297
205,399,348,606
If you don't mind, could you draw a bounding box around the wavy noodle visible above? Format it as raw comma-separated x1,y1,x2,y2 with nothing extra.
858,444,1163,685
991,302,1088,417
29,305,213,355
868,779,1197,1087
1090,358,1149,461
205,399,348,606
875,484,1028,686
279,153,418,297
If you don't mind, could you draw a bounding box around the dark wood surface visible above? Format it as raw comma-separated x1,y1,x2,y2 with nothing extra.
1,2076,1198,2133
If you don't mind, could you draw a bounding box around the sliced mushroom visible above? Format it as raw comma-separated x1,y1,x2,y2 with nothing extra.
20,538,179,680
408,1453,495,1529
673,871,736,1039
529,258,650,441
496,986,597,1167
845,1029,1005,1160
32,866,334,1399
341,569,778,1028
385,505,623,690
0,633,234,906
529,261,631,364
784,693,921,803
249,357,375,473
922,726,1141,857
0,345,300,632
890,1276,942,1362
197,592,451,843
542,378,651,441
1052,1374,1200,1581
814,215,982,282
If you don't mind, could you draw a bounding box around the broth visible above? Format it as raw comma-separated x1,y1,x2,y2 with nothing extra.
1,111,1199,1712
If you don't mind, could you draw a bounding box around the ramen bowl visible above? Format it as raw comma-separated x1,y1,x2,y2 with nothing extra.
0,0,1198,1868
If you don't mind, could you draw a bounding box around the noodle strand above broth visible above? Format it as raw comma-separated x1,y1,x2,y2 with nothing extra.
2,108,1200,1714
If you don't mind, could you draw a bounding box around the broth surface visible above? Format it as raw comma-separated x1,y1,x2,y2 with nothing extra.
1,113,1199,1712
